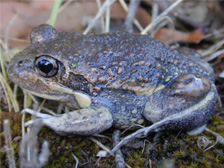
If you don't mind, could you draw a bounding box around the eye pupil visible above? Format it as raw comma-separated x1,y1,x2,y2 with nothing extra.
38,59,53,74
35,55,60,77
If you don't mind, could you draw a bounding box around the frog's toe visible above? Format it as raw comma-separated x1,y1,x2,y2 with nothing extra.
143,73,218,132
42,106,113,135
187,124,206,135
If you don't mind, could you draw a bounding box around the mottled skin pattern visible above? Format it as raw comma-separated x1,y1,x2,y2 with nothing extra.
8,24,217,134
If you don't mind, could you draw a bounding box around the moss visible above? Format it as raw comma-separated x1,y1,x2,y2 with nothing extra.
99,162,110,168
11,142,18,152
59,156,66,162
173,150,186,158
1,110,224,167
126,150,146,167
184,137,191,143
12,123,20,130
212,115,224,125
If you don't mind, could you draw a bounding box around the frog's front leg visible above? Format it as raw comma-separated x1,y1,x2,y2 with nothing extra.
23,106,113,135
144,73,218,134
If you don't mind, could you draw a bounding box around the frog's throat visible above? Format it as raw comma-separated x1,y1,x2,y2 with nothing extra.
25,83,91,108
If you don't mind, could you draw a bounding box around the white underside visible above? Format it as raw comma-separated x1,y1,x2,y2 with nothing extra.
187,124,206,135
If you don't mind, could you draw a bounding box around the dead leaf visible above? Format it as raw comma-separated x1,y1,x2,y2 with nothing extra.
0,1,54,47
1,1,150,48
155,28,204,43
155,28,189,43
186,29,204,43
27,1,151,32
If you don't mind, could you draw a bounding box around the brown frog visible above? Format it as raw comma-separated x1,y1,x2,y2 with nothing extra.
7,24,218,136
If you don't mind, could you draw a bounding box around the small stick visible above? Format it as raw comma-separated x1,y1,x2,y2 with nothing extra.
119,0,143,31
123,0,140,32
83,0,116,34
3,119,16,168
105,0,111,33
141,0,183,34
113,130,126,168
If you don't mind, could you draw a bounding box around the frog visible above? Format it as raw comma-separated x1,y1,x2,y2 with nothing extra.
7,24,218,138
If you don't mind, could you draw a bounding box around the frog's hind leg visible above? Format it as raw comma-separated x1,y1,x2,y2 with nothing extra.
22,106,113,136
111,73,218,154
143,73,218,133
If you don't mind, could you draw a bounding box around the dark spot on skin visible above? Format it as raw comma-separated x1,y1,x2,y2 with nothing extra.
63,74,91,94
99,66,106,70
183,77,194,85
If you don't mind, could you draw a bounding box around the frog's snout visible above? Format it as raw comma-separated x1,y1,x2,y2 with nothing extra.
7,57,35,85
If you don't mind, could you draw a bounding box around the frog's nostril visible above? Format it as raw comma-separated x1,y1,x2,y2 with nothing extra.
18,60,23,64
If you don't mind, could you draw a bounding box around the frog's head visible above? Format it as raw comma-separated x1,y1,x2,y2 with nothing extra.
7,24,91,109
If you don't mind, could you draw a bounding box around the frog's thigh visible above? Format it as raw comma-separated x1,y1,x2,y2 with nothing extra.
143,73,218,132
43,106,113,135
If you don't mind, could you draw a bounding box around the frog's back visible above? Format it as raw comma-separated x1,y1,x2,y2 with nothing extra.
69,32,214,95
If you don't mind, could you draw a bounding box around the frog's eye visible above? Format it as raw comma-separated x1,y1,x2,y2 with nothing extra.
35,55,59,77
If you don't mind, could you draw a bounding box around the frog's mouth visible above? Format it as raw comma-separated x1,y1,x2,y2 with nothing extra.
24,82,92,109
28,82,91,108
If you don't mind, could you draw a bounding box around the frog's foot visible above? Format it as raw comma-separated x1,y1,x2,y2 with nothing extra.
22,106,113,136
187,124,206,136
111,74,218,155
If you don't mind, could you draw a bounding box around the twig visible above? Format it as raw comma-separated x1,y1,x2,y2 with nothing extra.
123,0,140,32
105,0,111,33
3,119,16,168
157,0,203,29
19,120,49,167
38,141,50,165
200,39,224,57
151,2,159,21
204,49,224,62
113,130,126,168
83,0,116,34
90,135,132,168
202,28,224,40
89,137,111,154
72,153,79,168
141,0,183,34
203,128,224,152
96,0,105,32
119,0,143,32
150,15,175,37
